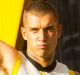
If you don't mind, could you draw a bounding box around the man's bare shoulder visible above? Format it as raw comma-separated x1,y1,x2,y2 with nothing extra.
0,40,19,74
0,40,18,60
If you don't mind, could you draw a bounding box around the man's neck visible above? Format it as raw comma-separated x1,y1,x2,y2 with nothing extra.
27,50,54,67
25,53,56,72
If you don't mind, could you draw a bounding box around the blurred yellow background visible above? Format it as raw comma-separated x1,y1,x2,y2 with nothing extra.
0,0,24,47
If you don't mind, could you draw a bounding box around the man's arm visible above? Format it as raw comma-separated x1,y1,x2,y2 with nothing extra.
0,40,18,75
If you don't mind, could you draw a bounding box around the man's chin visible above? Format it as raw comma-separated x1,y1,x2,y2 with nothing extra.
36,50,48,57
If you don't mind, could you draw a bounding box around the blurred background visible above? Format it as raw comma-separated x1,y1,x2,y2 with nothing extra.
0,0,80,72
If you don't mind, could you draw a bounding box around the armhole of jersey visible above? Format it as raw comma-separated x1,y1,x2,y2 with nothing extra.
69,70,75,75
12,53,22,75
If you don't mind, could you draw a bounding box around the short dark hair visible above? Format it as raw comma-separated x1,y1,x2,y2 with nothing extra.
24,0,58,19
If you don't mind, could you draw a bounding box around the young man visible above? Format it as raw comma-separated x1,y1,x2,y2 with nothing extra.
0,0,80,75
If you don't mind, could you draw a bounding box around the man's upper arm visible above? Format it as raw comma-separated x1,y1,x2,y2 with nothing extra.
0,40,19,74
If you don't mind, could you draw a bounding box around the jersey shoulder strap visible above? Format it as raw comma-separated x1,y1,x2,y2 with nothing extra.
12,53,22,75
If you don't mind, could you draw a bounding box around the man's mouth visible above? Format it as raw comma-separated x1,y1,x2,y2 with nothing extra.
37,43,47,49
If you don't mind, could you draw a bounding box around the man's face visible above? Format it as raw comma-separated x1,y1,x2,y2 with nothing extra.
21,12,62,58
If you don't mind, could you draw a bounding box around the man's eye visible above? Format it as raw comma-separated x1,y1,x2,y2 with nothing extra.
48,27,54,30
45,26,54,31
31,28,38,32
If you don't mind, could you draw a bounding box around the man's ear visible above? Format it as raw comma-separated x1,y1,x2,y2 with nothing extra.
57,24,63,39
21,27,27,40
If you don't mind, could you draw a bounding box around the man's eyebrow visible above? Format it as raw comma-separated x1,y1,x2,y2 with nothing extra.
28,24,55,30
28,27,39,30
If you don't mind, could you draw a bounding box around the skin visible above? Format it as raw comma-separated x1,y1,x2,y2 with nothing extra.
21,12,62,67
0,41,18,75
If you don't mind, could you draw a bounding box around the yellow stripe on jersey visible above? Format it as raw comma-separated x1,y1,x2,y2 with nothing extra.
69,70,75,75
12,53,22,75
39,71,46,75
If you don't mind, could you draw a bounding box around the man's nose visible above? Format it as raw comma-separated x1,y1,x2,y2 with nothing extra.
38,29,47,42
